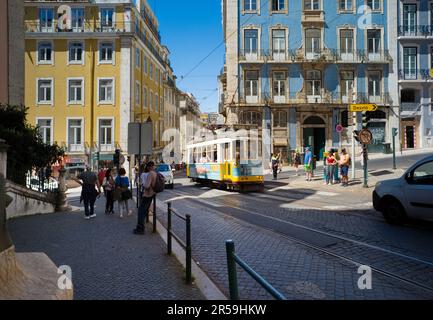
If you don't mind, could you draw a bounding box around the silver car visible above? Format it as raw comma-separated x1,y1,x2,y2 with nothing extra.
156,164,174,189
373,155,433,224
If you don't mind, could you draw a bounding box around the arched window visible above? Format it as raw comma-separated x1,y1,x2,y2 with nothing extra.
303,115,325,125
273,111,287,128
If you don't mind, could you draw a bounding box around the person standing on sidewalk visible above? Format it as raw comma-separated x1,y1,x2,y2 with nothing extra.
102,169,115,214
323,150,329,185
271,153,279,180
134,161,157,235
339,148,351,187
326,151,337,185
73,166,101,220
304,147,313,181
114,168,132,219
293,150,301,176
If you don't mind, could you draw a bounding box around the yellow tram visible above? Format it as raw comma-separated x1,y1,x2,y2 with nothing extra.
187,137,264,192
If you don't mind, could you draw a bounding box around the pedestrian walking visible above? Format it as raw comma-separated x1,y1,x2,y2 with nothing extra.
326,151,337,185
114,168,132,219
134,161,157,235
304,147,313,181
98,167,106,186
73,166,101,220
293,150,302,176
271,153,279,180
333,149,341,184
339,148,351,187
102,168,115,214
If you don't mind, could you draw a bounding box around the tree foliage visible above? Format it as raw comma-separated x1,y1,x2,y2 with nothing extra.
0,104,64,185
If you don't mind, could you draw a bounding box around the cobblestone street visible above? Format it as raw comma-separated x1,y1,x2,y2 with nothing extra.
8,197,204,300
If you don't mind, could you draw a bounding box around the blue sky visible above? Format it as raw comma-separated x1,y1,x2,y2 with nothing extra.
150,0,224,113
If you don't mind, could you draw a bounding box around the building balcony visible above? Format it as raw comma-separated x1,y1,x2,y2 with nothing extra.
401,102,421,112
68,144,84,153
398,25,432,38
398,69,433,81
239,49,267,63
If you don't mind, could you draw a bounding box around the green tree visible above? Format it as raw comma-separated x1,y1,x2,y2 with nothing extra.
0,104,64,185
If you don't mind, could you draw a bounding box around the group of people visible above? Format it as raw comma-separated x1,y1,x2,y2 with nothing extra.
73,161,160,236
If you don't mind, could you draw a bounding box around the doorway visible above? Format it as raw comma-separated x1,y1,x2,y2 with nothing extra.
405,126,415,149
303,128,326,160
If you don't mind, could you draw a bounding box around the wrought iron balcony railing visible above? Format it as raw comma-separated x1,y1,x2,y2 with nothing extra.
398,25,432,37
398,69,433,81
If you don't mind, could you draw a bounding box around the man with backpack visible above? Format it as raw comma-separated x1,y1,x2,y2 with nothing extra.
134,161,165,235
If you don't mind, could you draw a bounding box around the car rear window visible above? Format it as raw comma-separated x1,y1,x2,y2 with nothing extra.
157,165,170,172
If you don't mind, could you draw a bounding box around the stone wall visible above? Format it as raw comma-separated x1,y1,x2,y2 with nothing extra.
6,181,56,220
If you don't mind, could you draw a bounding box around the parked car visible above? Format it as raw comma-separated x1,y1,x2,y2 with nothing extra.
373,155,433,224
156,164,174,189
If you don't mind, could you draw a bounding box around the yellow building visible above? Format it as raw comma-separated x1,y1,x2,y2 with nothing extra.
24,0,168,170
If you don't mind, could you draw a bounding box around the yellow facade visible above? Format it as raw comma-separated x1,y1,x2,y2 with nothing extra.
24,0,168,168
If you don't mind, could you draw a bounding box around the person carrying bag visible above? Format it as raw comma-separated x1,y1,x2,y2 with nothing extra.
114,168,132,218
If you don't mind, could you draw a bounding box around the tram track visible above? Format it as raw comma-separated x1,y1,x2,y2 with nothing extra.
160,187,433,296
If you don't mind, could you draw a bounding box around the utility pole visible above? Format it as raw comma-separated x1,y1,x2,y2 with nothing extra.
392,128,398,170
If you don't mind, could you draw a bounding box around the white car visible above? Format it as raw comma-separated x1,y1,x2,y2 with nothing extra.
156,164,174,189
373,155,433,224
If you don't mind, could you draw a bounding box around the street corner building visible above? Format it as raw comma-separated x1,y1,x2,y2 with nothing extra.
24,0,177,173
219,0,433,164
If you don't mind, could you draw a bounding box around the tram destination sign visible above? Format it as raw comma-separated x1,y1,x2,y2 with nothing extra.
349,104,378,112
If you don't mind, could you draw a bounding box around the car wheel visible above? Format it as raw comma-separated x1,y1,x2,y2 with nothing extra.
382,198,407,225
170,183,174,189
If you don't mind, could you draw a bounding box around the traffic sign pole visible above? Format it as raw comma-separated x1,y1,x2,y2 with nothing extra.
363,144,368,188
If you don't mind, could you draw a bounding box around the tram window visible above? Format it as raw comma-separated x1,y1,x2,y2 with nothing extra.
224,143,230,161
212,144,217,163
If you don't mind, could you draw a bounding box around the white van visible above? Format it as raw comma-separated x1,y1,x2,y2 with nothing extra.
373,155,433,224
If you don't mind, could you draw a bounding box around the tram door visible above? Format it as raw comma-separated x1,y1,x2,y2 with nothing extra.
223,143,231,181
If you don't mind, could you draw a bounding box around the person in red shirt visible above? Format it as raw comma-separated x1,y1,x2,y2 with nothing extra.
98,167,106,187
326,151,337,185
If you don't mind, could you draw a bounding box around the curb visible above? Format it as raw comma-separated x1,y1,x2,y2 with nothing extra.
134,195,227,300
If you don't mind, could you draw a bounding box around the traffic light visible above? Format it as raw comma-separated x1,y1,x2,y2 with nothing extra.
92,152,100,161
341,110,349,128
361,112,367,128
113,149,121,167
392,128,398,137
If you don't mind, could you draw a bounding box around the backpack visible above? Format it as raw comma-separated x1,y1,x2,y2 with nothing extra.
153,173,166,193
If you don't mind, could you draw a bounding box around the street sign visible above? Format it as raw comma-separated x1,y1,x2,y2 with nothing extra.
335,124,344,133
128,122,153,155
349,104,378,112
358,129,373,145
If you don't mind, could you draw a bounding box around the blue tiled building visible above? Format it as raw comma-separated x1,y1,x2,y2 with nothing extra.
221,0,396,161
390,0,433,149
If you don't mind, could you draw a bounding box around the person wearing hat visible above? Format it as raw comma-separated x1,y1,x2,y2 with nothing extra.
339,148,351,187
304,147,313,181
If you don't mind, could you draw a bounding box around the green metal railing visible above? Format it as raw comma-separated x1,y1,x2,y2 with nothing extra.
225,240,286,300
167,202,192,284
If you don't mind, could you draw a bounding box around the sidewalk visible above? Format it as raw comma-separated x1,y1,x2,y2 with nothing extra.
8,196,205,300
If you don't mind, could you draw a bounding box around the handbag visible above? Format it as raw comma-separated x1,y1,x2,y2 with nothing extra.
121,187,132,200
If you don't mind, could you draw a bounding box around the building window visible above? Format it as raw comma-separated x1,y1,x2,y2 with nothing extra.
37,119,52,145
68,79,83,104
99,119,113,147
38,42,53,64
244,0,257,11
339,0,353,11
135,48,141,69
305,29,321,58
245,70,259,98
403,47,417,80
156,69,160,85
69,42,83,64
149,91,153,111
273,111,287,128
240,111,262,125
368,71,382,101
143,56,148,74
150,62,154,80
39,8,54,32
272,30,286,57
367,0,381,11
272,0,285,11
340,29,354,55
37,79,53,104
99,42,114,63
304,0,320,10
68,119,83,150
101,8,114,29
98,79,114,103
403,4,417,35
273,71,286,98
244,29,258,54
135,82,141,106
367,29,381,56
340,71,354,102
143,87,148,108
155,94,159,112
71,8,84,32
306,70,321,96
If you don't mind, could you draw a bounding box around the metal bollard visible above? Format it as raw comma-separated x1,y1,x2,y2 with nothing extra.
153,195,157,233
225,240,239,300
186,214,192,284
167,202,172,256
